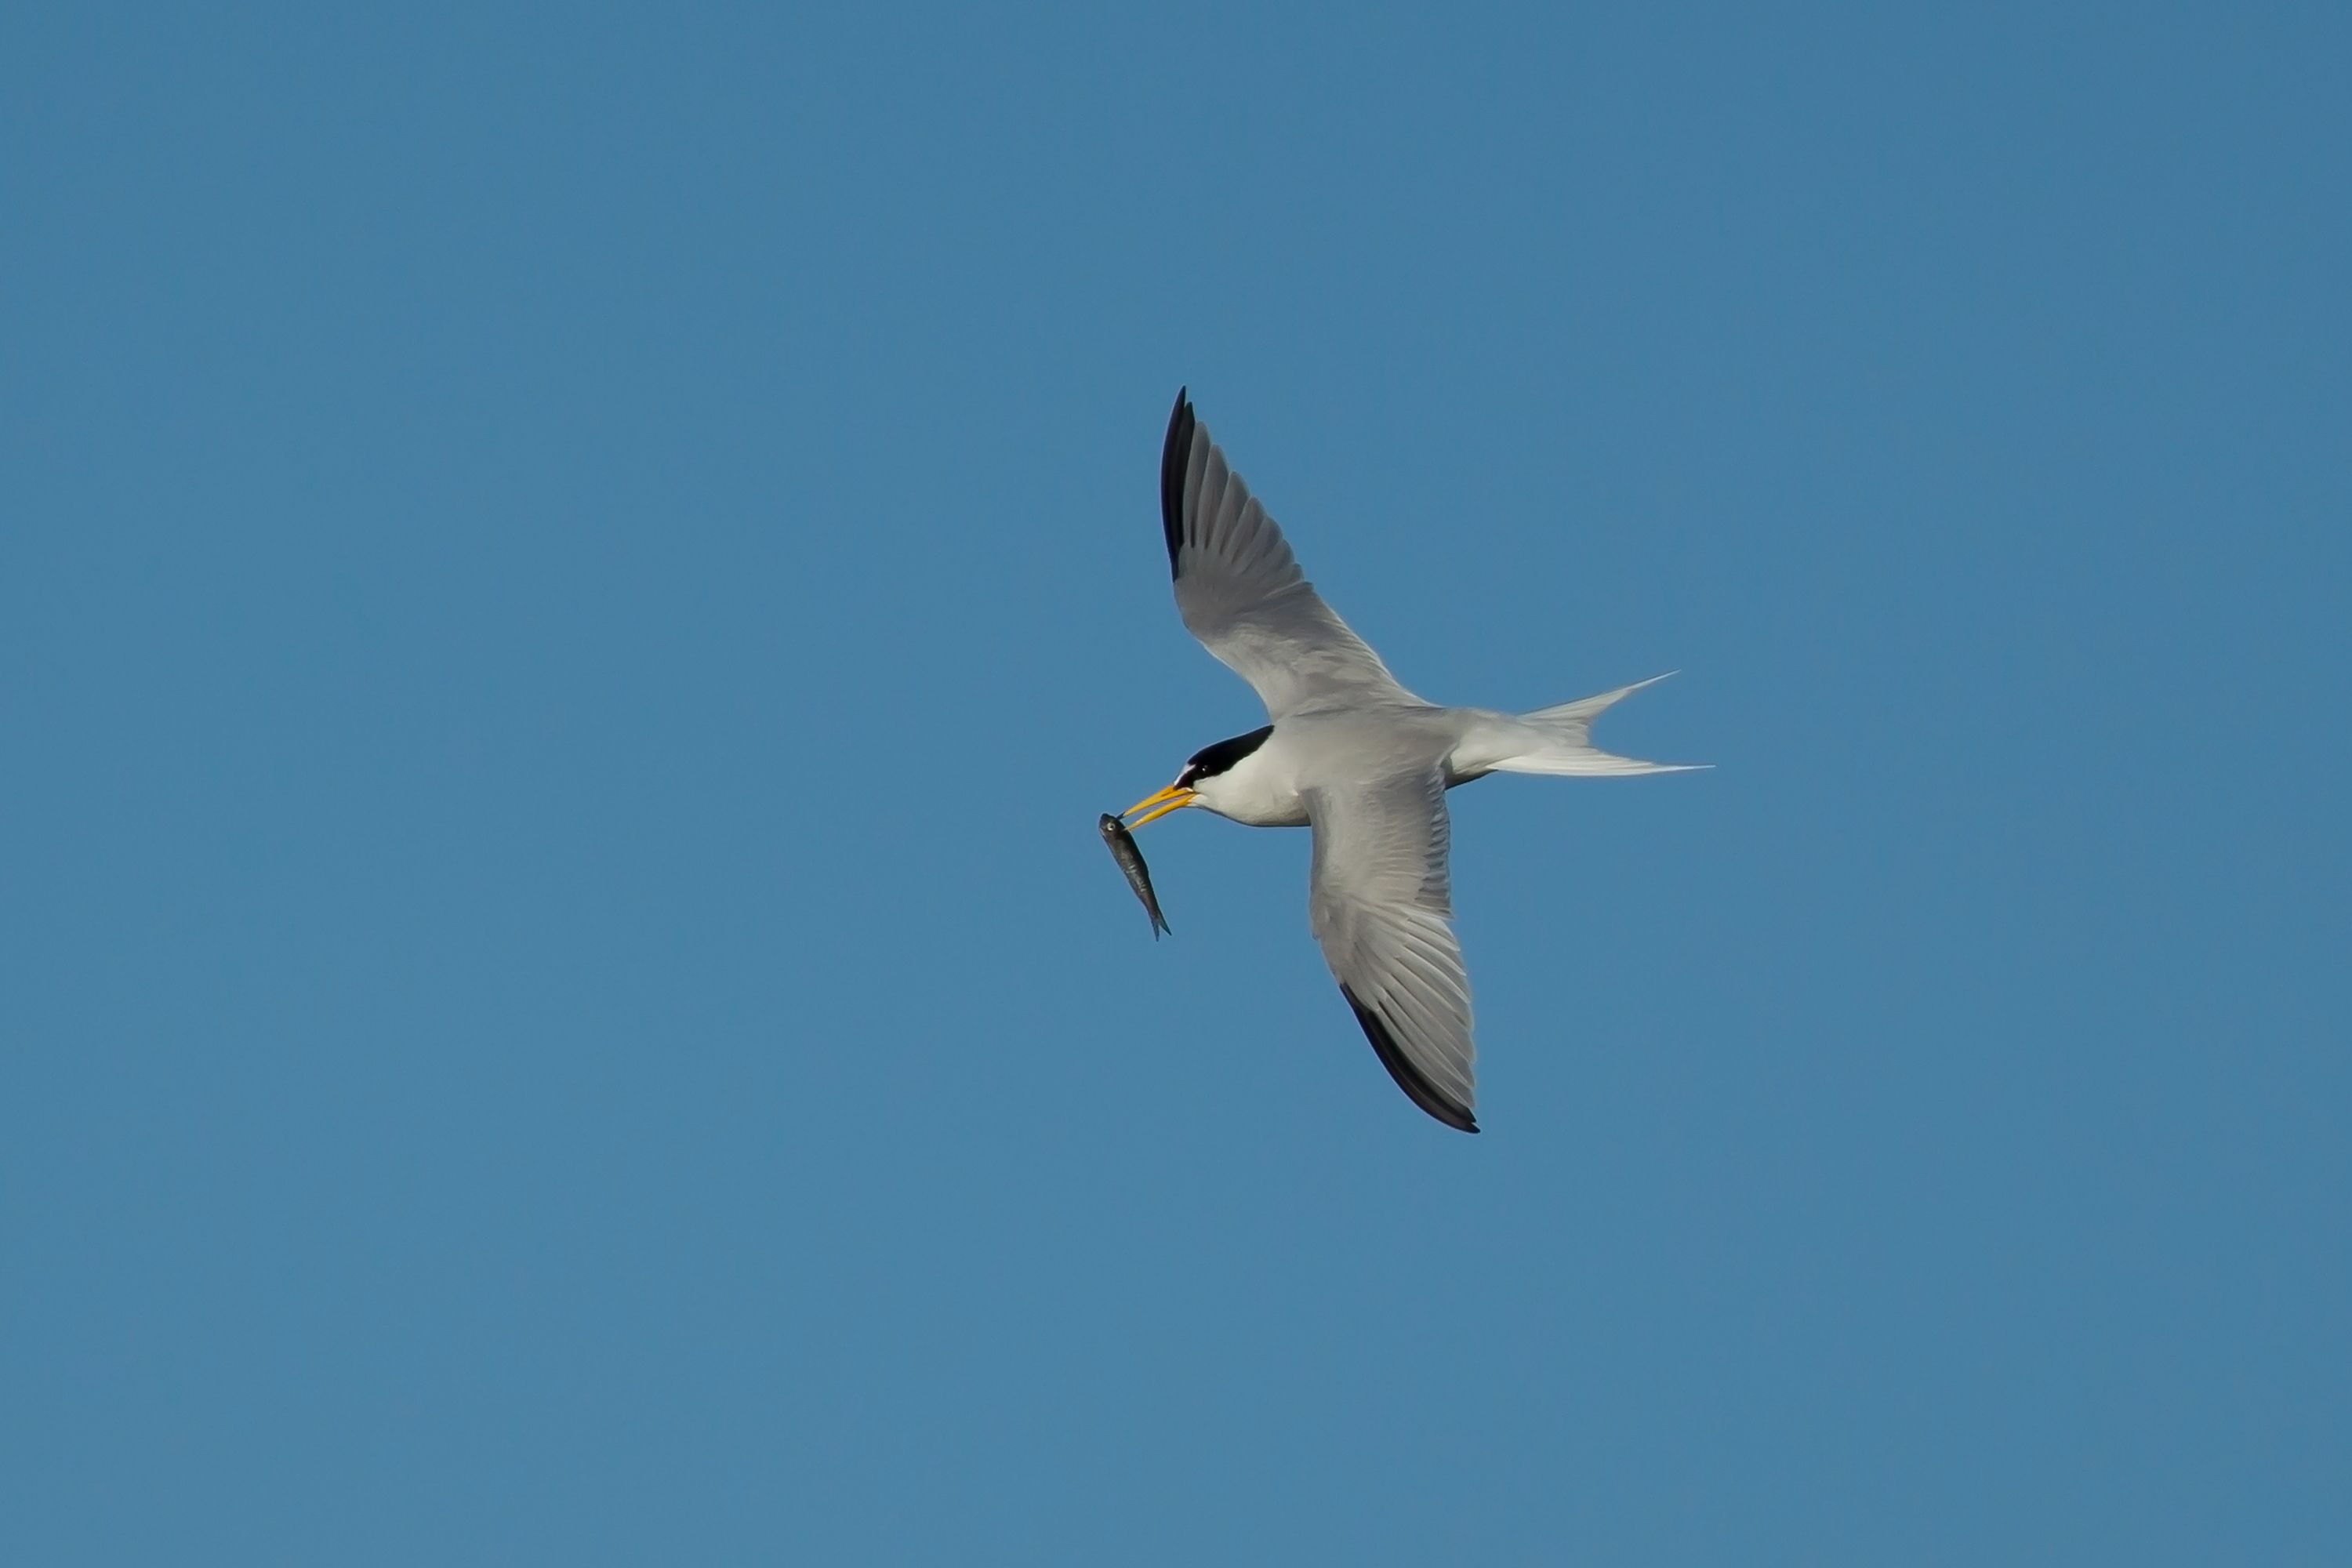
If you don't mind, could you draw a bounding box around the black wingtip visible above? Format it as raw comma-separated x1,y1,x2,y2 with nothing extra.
1160,387,1194,578
1340,985,1480,1134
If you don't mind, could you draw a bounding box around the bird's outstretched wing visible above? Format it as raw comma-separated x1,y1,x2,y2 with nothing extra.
1305,769,1478,1133
1160,390,1415,720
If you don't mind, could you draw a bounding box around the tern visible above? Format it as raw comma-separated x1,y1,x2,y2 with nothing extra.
1119,390,1697,1133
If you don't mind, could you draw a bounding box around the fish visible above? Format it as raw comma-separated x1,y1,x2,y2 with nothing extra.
1098,811,1172,938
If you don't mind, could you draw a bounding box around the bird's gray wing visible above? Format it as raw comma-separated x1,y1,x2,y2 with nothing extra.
1160,390,1416,720
1305,768,1478,1132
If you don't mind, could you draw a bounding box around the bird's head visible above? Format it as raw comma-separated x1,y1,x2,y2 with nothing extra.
1121,724,1276,827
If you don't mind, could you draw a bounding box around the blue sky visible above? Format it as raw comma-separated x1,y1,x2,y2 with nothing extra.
5,4,2347,1563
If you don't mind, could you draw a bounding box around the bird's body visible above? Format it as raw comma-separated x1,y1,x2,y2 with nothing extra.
1120,390,1696,1133
1188,709,1443,829
1182,699,1653,826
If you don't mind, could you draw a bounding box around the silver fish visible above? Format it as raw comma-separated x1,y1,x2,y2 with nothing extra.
1098,812,1172,938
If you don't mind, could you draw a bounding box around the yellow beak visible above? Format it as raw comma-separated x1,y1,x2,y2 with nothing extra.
1121,783,1197,829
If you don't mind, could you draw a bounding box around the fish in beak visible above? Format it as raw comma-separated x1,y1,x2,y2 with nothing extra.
1097,813,1172,938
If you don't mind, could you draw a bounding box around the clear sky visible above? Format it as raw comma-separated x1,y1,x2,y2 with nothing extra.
5,5,2347,1563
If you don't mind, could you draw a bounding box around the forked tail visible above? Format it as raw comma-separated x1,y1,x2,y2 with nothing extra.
1450,673,1702,779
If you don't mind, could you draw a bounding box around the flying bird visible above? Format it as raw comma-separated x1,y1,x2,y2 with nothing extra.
1117,389,1697,1133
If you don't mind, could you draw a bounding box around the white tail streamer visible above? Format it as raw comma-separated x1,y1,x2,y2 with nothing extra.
1449,673,1704,779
